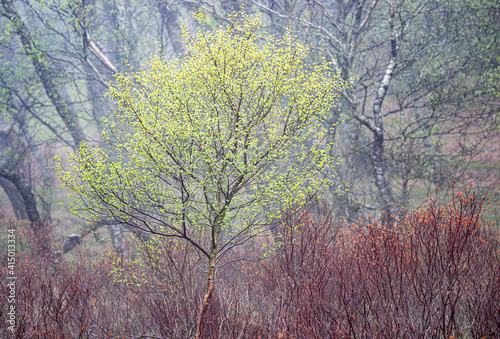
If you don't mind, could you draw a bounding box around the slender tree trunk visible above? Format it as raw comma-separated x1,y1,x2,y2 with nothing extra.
412,93,440,186
195,249,218,339
372,0,398,218
195,216,222,338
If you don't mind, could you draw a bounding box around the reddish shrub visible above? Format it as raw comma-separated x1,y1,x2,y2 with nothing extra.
1,187,498,338
258,188,500,338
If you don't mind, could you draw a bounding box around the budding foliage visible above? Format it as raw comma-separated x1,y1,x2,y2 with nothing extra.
55,12,345,255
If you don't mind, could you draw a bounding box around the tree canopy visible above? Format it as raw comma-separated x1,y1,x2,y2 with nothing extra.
56,12,343,254
55,12,344,336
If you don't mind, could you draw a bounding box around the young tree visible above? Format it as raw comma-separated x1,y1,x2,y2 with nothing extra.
55,12,343,337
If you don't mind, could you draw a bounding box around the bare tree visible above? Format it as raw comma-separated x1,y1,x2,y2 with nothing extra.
254,0,500,218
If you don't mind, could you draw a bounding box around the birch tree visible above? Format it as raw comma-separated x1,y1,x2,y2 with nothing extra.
55,13,343,337
255,0,500,218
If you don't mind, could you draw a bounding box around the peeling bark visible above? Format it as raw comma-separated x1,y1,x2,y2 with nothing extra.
195,248,218,339
371,0,398,218
195,208,223,339
85,31,119,73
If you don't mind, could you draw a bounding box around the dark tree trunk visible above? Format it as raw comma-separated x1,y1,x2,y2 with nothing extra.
1,0,85,149
0,170,49,253
0,177,27,220
158,2,184,57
